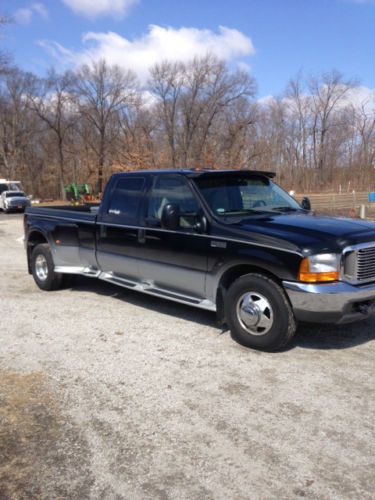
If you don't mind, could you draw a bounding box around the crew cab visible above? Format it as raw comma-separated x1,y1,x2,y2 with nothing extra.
24,169,375,351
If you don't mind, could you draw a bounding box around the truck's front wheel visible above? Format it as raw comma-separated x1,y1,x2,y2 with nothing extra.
225,273,296,352
31,243,63,291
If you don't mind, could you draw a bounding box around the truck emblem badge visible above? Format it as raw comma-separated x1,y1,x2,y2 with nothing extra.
211,240,227,249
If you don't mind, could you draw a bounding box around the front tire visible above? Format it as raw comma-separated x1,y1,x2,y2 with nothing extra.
225,273,296,352
31,243,63,291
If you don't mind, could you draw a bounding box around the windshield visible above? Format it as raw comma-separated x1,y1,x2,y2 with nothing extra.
5,192,25,198
194,175,301,218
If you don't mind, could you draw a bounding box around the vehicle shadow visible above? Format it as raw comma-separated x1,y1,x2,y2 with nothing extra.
68,276,218,329
67,276,375,351
287,320,375,351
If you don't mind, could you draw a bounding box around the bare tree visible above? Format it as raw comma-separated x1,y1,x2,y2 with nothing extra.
309,70,356,184
180,55,256,168
115,95,158,169
149,61,184,168
149,54,256,169
0,15,11,74
0,68,36,180
190,58,256,167
27,69,77,198
0,51,373,198
352,102,375,169
73,59,137,192
283,73,311,188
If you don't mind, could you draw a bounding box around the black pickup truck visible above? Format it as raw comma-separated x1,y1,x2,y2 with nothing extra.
24,169,375,351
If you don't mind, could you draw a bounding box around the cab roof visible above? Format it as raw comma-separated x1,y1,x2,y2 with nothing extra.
112,169,276,179
186,169,276,179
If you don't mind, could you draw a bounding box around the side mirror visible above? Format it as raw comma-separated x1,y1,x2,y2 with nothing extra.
301,197,311,211
194,213,208,233
161,203,180,230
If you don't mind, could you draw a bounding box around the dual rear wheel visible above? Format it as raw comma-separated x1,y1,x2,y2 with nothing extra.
31,243,63,291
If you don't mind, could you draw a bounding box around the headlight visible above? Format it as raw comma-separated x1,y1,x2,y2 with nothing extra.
298,253,340,283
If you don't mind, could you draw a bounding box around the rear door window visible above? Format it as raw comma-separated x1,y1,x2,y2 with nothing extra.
107,176,145,223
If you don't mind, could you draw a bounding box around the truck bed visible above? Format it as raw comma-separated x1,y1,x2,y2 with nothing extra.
25,204,99,223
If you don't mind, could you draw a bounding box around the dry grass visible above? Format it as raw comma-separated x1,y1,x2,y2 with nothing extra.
0,370,56,499
0,370,93,499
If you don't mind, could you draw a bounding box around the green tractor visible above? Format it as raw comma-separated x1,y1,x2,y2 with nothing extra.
64,183,92,204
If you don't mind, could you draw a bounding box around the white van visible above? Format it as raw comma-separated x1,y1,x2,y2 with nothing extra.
0,179,23,195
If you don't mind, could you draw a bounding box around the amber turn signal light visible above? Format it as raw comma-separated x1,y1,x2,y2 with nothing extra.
298,257,339,283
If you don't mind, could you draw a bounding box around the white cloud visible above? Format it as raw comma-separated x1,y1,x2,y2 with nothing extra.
346,86,375,111
260,86,375,113
237,61,252,73
61,0,139,19
140,89,158,108
38,25,255,82
15,8,33,24
37,39,75,61
32,3,48,19
15,3,48,24
309,85,375,112
257,95,276,105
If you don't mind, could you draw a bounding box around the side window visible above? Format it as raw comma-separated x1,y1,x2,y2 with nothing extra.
147,176,200,229
107,177,145,222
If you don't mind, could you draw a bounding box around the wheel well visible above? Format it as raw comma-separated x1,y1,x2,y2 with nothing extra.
219,264,281,291
27,231,48,273
215,264,281,324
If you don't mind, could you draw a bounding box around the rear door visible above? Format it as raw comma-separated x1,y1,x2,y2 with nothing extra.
96,175,147,280
137,174,209,298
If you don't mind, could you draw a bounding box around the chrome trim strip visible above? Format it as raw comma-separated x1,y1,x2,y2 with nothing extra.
97,221,140,229
28,212,302,255
27,213,96,224
96,221,302,256
344,241,375,252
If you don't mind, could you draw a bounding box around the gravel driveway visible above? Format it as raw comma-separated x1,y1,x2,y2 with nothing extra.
0,214,374,499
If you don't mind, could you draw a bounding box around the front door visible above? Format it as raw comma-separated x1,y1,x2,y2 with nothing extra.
137,174,209,299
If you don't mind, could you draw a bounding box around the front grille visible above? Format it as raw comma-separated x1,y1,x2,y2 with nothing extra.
9,200,27,206
357,246,375,282
344,244,375,284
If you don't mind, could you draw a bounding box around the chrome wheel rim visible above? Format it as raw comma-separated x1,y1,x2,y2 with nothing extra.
35,254,48,281
236,292,274,336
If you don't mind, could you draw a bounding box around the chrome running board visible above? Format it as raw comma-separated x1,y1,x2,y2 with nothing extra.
99,272,216,312
55,265,101,277
54,266,216,312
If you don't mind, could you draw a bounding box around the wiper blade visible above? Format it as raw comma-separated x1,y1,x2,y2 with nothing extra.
221,209,259,215
220,210,274,223
270,206,300,213
220,209,272,218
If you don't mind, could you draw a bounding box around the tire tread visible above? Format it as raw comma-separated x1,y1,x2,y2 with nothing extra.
31,243,63,291
225,273,297,352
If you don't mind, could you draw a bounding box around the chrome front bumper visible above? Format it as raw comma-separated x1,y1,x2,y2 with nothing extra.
283,280,375,324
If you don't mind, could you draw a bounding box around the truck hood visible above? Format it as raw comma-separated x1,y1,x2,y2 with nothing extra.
225,212,375,255
7,196,28,201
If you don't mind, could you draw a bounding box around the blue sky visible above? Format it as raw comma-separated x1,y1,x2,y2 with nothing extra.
2,0,375,97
